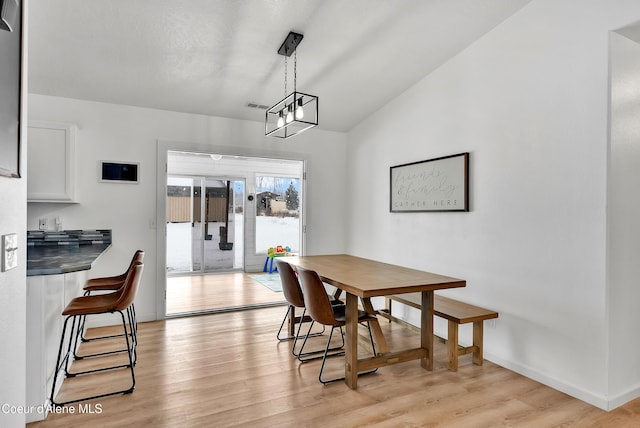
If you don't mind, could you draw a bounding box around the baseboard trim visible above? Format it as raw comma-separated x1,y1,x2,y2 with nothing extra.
606,384,640,411
381,304,630,411
483,351,610,410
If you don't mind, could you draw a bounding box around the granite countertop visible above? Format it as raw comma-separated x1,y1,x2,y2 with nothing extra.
26,230,112,276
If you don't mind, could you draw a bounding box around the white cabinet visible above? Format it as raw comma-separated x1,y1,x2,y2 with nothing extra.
26,271,86,422
27,121,77,203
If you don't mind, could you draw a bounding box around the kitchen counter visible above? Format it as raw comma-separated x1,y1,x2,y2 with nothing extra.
26,229,112,276
26,229,112,421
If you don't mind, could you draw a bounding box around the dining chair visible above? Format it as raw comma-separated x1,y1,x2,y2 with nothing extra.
297,266,378,384
50,261,144,407
276,259,344,362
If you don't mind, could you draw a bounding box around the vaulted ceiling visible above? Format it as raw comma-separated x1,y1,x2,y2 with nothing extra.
28,0,532,132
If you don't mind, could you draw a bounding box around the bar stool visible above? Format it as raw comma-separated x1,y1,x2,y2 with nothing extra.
50,261,144,407
80,250,144,347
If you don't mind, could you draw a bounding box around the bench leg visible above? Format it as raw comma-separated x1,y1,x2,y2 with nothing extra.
473,321,483,366
447,321,458,371
384,297,392,322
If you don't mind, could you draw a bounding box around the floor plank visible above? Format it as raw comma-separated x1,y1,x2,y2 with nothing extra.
166,272,286,314
27,306,640,427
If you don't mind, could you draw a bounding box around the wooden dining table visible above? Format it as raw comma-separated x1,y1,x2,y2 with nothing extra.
283,254,466,389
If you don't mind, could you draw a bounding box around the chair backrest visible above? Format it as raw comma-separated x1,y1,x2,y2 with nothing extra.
297,267,339,326
128,249,145,272
276,260,305,308
112,261,144,311
116,250,145,282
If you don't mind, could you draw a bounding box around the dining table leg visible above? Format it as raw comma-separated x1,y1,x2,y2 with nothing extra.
421,290,434,370
361,298,389,354
345,292,359,389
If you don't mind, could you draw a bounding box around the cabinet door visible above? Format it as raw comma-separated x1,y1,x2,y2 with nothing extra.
27,121,77,202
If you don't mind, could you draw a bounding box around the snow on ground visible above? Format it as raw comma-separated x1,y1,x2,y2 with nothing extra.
166,214,299,273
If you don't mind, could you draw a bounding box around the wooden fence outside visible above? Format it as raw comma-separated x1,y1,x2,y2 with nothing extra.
167,196,227,223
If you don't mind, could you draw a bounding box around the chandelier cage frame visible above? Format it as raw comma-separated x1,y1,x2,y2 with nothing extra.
265,31,319,139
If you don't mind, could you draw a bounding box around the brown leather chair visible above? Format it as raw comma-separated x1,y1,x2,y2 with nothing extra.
276,260,344,361
80,250,144,345
84,250,144,292
297,266,377,384
50,261,144,407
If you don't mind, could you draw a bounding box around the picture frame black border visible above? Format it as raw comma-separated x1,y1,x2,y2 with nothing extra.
390,152,469,213
99,161,140,183
0,0,22,179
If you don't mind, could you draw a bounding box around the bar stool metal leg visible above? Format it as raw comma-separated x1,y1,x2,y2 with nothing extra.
50,310,136,407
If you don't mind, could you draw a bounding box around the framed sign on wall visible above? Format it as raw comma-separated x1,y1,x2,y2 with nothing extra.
390,152,469,212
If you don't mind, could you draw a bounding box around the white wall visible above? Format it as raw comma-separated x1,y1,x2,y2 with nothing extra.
27,94,348,323
0,4,27,427
608,31,640,408
346,0,640,410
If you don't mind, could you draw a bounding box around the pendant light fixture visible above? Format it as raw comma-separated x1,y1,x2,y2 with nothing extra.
265,32,319,139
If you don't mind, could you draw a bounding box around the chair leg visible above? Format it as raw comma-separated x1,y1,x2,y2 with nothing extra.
318,323,376,384
75,304,138,361
126,306,138,365
50,315,74,404
296,314,344,363
277,305,327,344
64,316,80,377
74,325,131,360
51,309,136,407
276,305,294,341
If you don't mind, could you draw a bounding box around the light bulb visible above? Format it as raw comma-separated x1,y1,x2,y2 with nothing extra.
295,98,304,120
285,104,294,124
276,111,284,128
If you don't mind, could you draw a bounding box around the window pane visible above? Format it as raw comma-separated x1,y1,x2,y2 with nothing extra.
255,176,300,254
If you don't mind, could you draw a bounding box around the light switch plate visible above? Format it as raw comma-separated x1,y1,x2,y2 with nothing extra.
1,234,18,272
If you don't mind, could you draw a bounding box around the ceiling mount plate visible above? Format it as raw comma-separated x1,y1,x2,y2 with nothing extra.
278,31,303,57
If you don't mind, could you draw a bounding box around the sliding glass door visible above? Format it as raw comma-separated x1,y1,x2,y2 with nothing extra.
164,151,305,316
166,176,244,274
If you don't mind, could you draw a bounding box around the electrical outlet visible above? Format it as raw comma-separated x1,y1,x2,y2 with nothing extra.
487,319,496,329
38,218,48,230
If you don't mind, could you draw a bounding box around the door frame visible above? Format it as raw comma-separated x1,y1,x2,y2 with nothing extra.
156,140,308,319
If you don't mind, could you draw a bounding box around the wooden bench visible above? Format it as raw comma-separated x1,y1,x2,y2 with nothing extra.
380,294,498,371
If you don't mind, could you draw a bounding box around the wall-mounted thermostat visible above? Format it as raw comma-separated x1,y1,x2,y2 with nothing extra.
99,161,139,183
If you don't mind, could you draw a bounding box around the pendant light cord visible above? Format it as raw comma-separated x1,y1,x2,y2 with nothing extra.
284,54,288,99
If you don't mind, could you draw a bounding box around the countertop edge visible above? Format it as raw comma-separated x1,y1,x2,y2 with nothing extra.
26,243,112,277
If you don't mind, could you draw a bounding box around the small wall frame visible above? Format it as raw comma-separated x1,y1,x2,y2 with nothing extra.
390,152,469,212
99,161,139,183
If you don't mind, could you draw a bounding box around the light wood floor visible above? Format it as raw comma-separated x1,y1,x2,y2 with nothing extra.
28,306,640,427
166,272,286,314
